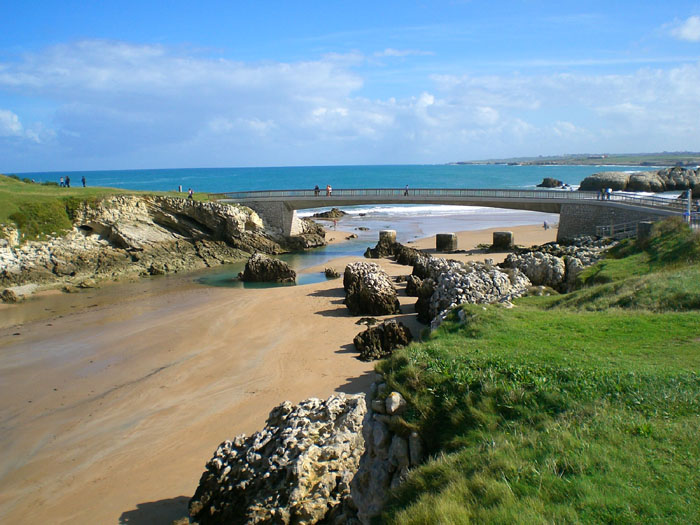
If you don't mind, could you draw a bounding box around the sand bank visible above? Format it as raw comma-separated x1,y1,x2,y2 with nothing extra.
0,224,556,524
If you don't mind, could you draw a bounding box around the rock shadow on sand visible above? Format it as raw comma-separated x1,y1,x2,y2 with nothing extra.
119,495,189,525
335,370,379,394
307,287,345,299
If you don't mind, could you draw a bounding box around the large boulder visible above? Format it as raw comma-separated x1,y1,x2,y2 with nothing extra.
353,320,413,361
658,166,700,193
537,177,563,188
1,284,38,303
240,253,296,283
343,262,400,316
501,251,566,289
412,255,531,326
189,394,366,525
578,171,630,191
579,167,700,197
312,207,347,219
405,274,422,297
500,238,614,292
626,171,666,192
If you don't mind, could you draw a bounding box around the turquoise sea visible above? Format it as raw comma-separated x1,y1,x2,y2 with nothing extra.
18,164,637,194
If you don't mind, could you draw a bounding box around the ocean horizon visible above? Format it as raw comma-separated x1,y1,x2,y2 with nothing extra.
13,163,638,194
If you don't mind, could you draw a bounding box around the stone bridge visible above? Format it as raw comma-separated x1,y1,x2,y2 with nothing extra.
210,188,688,242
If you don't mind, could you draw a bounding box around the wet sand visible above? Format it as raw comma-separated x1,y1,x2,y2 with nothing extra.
0,224,556,524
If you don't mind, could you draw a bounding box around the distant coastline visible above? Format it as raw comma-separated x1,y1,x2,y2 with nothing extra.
454,151,700,168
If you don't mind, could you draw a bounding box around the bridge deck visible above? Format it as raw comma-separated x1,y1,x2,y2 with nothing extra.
211,188,688,215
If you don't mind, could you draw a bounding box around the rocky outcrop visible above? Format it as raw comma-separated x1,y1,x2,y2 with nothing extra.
343,262,401,316
500,237,614,292
283,218,327,250
325,267,341,278
351,385,424,524
537,177,564,188
189,394,366,525
240,253,296,283
0,284,38,303
353,320,413,361
364,237,426,266
502,252,566,289
405,274,422,296
1,195,323,297
312,208,348,219
412,257,531,326
579,167,700,197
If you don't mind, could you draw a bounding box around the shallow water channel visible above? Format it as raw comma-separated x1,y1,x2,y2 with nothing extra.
196,238,372,288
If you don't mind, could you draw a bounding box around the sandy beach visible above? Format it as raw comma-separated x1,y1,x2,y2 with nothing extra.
0,224,556,524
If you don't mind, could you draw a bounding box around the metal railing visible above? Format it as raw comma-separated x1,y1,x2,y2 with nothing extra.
597,212,700,239
596,220,642,240
209,188,688,212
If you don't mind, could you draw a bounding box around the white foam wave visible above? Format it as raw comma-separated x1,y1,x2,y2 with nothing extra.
298,204,508,218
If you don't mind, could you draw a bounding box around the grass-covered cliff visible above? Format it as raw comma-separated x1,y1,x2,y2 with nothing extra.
0,174,191,241
378,218,700,523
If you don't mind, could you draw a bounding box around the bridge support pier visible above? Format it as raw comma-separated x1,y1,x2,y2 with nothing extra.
557,203,669,242
242,201,303,237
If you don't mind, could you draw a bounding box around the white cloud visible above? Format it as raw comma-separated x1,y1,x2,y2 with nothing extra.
0,109,23,136
374,48,434,57
670,15,700,42
1,39,700,169
0,108,48,144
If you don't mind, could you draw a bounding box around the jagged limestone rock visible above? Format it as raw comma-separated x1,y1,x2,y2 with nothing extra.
343,262,400,316
0,195,320,289
579,167,700,197
189,394,366,525
411,255,531,326
353,321,413,361
502,251,566,289
240,253,296,283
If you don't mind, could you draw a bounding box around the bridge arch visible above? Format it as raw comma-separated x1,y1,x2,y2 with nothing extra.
211,188,685,241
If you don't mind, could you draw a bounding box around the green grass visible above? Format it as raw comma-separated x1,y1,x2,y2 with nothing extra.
0,174,207,240
374,218,700,523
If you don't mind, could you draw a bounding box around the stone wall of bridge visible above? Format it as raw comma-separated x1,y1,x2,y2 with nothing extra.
242,201,303,236
557,203,672,241
236,198,678,241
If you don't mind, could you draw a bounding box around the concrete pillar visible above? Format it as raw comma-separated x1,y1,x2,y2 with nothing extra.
379,230,396,243
492,231,513,250
637,221,655,242
436,233,457,252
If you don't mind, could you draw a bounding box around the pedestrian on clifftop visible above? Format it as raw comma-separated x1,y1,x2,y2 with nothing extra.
187,188,194,200
81,175,86,187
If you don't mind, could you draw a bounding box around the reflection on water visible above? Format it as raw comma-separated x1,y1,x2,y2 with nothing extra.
196,238,372,288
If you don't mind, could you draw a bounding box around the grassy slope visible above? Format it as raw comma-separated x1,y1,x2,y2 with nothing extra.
0,174,204,240
377,220,700,524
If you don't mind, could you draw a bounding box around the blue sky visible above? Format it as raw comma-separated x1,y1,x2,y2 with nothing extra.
1,1,700,172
